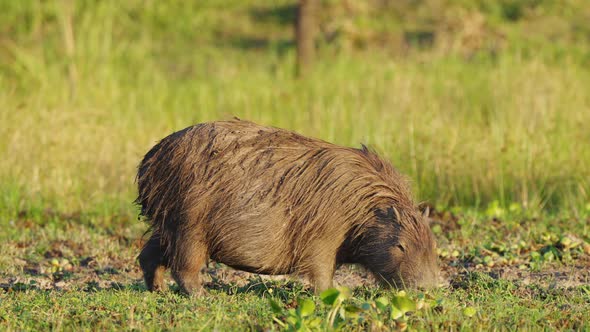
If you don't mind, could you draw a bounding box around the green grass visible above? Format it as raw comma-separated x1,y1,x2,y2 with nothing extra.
1,288,276,330
1,0,590,330
2,280,588,330
1,0,589,215
1,212,589,330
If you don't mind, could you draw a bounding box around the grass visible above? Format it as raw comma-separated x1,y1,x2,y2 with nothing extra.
1,0,589,215
3,279,589,330
1,0,590,330
0,211,588,330
1,288,276,330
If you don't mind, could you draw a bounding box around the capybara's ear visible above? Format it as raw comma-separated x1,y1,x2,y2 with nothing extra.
422,205,430,219
374,206,401,223
417,202,432,225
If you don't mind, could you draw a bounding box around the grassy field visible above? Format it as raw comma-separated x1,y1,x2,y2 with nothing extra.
1,0,590,330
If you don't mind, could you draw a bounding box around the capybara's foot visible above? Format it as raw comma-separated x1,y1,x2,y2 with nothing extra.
172,270,204,296
139,235,167,292
141,264,166,292
149,265,166,292
311,277,334,294
308,261,335,293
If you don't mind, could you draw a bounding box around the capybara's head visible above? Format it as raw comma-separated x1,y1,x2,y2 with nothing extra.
362,207,439,289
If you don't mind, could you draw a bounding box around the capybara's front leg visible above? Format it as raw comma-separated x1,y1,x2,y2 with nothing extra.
172,269,207,296
171,242,208,296
307,254,336,294
138,235,167,292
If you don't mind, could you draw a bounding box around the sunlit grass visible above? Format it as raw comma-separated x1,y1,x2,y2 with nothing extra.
2,52,589,217
1,2,589,330
1,0,589,220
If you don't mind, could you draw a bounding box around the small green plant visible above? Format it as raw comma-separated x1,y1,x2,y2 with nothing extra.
462,306,477,318
269,287,439,331
269,297,321,331
485,200,505,218
372,291,419,331
319,287,364,330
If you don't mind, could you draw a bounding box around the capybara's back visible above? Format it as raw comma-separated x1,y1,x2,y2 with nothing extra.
136,120,439,295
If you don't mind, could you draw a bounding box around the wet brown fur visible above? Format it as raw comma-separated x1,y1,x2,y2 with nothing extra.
136,120,439,295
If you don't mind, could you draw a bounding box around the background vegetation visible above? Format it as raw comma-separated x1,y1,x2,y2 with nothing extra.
1,0,589,330
1,0,589,218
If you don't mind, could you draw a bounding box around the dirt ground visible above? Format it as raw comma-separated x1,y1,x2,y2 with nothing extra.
2,237,588,294
1,207,589,294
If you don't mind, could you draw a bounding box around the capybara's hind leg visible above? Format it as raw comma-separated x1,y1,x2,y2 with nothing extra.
139,235,167,292
171,241,208,296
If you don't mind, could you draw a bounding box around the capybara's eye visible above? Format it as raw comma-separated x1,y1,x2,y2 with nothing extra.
396,244,406,253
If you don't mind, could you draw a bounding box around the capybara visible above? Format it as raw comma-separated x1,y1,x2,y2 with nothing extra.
136,119,439,295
